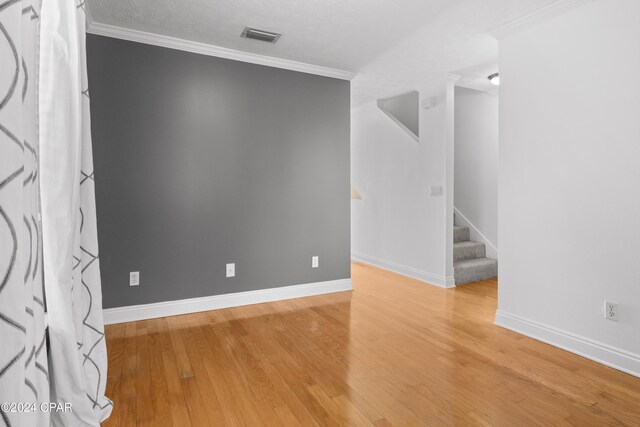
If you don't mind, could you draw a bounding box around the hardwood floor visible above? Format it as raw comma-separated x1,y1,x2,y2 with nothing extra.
103,262,640,426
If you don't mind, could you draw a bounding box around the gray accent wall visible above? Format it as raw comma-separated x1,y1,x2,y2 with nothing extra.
86,35,351,309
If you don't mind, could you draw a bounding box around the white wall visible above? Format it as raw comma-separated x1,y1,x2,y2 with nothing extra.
351,81,453,287
454,87,499,258
497,0,640,376
349,0,558,288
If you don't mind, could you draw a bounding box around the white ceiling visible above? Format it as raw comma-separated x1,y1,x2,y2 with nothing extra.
87,0,560,106
351,0,559,106
86,0,461,72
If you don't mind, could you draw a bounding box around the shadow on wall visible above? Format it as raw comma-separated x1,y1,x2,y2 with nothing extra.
376,91,419,141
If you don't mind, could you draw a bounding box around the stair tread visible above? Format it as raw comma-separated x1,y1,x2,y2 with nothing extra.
453,241,484,248
453,226,470,243
454,257,498,285
454,257,497,267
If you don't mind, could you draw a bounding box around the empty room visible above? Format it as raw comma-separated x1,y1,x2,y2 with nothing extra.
1,0,639,425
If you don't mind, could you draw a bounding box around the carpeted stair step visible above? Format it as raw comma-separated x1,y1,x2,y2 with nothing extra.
454,241,486,262
454,226,470,243
454,258,498,285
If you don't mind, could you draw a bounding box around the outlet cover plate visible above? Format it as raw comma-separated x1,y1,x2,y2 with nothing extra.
604,300,619,321
312,256,319,268
226,263,235,278
130,271,140,287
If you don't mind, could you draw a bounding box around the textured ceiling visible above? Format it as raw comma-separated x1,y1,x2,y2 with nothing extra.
351,0,559,106
87,0,560,106
86,0,461,72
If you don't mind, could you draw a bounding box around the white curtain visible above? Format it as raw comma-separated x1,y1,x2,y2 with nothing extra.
1,0,110,426
39,0,112,425
0,0,50,426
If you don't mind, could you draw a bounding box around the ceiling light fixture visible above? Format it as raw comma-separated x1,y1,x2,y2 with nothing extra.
241,27,281,44
488,73,500,86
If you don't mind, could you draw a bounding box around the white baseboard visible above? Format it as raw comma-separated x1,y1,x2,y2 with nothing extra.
454,207,498,260
495,310,640,378
352,251,455,288
103,278,352,324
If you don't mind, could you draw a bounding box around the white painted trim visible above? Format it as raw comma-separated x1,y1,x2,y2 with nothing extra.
103,278,352,324
85,21,356,81
495,310,640,378
490,0,596,40
444,275,455,288
446,73,462,83
454,207,499,259
352,252,455,288
83,0,94,29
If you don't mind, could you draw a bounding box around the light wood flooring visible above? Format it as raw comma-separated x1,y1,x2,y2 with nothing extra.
103,262,640,426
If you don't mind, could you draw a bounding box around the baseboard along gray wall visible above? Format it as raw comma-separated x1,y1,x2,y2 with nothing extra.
87,35,351,309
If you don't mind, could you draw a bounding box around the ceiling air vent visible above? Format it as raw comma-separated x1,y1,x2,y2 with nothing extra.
241,27,281,44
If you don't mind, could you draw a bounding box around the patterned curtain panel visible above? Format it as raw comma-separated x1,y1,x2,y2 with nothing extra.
0,1,50,426
38,0,112,425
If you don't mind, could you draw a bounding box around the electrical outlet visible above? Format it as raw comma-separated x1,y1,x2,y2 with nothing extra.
312,256,319,268
129,271,140,287
226,263,235,278
604,300,618,321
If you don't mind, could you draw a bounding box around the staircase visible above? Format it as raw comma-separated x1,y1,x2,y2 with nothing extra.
453,225,497,285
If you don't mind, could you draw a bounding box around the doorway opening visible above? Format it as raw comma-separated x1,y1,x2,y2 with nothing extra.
452,79,499,285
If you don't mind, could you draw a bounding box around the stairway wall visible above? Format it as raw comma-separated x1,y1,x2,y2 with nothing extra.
351,83,453,288
454,87,498,256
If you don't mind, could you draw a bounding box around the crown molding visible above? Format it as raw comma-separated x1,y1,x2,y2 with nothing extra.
446,73,461,83
85,20,356,81
486,88,499,97
83,0,94,28
490,0,595,40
